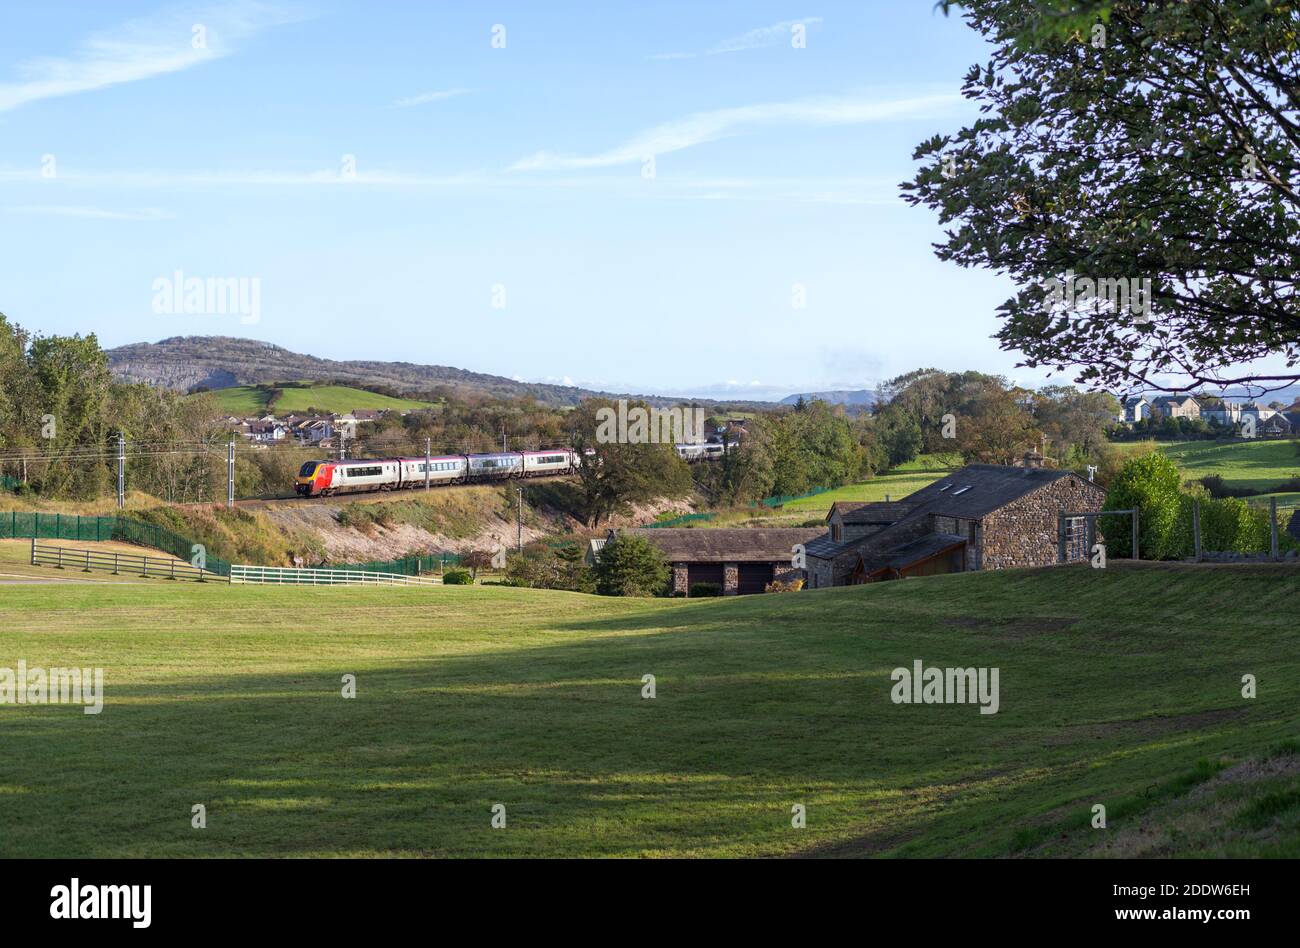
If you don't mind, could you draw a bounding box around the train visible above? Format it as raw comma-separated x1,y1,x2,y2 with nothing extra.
295,442,734,497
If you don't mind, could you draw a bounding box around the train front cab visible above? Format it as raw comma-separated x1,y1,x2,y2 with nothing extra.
296,461,322,496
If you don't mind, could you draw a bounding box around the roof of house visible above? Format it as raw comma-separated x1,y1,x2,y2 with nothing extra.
840,501,915,525
901,464,1098,520
1123,395,1149,406
623,527,824,563
1150,395,1198,407
862,532,966,574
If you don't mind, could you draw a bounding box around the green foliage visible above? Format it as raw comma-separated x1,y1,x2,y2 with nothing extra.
1102,451,1183,558
591,533,669,597
908,0,1300,392
442,568,474,585
503,541,594,592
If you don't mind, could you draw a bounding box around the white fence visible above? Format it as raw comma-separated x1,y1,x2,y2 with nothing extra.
229,564,441,586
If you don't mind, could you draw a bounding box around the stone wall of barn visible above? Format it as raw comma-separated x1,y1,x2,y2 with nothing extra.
979,475,1105,569
672,564,689,595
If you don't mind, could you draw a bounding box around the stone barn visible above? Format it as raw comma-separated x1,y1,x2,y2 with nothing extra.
804,455,1106,588
620,528,824,596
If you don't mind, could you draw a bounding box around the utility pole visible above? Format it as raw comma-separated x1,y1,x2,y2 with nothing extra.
517,487,523,552
339,427,347,461
227,436,235,508
502,424,507,453
425,437,431,490
116,433,125,510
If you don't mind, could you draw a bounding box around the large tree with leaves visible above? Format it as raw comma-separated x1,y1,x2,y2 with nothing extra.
907,0,1300,396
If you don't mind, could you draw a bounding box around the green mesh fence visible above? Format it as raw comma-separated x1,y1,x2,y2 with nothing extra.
758,486,829,508
0,512,233,577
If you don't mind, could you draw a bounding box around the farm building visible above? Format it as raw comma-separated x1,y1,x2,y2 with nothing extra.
803,454,1106,588
610,527,823,596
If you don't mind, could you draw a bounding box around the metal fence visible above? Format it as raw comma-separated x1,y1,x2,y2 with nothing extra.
0,512,233,577
230,564,440,586
758,486,829,508
30,541,219,581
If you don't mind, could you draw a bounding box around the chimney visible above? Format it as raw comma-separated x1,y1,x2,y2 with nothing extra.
1022,450,1044,469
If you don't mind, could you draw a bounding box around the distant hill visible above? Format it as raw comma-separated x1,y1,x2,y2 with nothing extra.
107,336,762,409
202,382,436,417
780,389,878,408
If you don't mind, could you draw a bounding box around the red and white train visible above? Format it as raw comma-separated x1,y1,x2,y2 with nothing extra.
295,441,737,497
295,449,581,497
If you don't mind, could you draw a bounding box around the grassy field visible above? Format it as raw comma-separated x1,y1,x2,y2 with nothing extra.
202,382,434,416
1159,439,1300,492
1,563,1296,858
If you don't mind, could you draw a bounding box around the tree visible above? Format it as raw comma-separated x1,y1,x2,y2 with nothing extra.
908,1,1300,396
591,533,669,597
1102,451,1184,558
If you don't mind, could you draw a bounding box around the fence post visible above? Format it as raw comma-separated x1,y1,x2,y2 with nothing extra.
169,559,176,581
1271,497,1279,561
113,553,120,576
84,550,91,573
1057,511,1065,564
29,537,35,565
56,546,63,569
1132,510,1139,561
1192,500,1202,562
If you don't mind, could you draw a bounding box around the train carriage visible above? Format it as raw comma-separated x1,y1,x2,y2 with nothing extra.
521,449,575,477
466,452,523,480
398,456,467,487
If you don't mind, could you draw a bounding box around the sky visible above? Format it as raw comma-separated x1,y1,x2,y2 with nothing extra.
0,0,1034,402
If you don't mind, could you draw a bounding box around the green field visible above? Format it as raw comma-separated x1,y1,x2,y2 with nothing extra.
201,382,434,416
1159,439,1300,493
1,563,1296,857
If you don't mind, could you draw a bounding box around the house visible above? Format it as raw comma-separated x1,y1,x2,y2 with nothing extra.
614,527,824,596
1257,413,1292,436
803,454,1106,588
1149,395,1201,420
1121,396,1149,423
244,421,287,443
350,409,384,423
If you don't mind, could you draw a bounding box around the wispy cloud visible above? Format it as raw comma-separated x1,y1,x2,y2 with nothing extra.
0,1,307,113
652,18,822,60
6,205,171,220
511,91,963,171
389,88,470,109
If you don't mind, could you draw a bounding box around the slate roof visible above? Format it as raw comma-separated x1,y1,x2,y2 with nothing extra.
840,501,915,525
863,533,966,573
623,527,824,563
897,464,1095,520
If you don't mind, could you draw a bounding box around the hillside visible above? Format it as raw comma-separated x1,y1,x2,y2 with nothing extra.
203,382,435,416
1,562,1295,857
780,388,878,408
108,336,769,410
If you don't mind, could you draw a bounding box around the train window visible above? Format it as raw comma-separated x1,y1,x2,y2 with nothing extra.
298,462,317,477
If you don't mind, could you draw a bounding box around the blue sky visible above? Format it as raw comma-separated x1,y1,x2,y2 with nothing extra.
0,0,1027,401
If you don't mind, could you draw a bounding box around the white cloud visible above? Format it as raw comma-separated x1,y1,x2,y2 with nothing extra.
389,88,469,109
6,205,171,220
652,17,823,60
0,1,307,113
510,91,963,171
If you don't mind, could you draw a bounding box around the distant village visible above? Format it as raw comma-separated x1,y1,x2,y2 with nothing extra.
1116,394,1300,435
228,409,389,449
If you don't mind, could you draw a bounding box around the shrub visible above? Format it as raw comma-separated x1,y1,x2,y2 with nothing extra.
592,534,670,597
765,578,804,593
442,568,473,585
1102,452,1183,558
689,582,722,597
